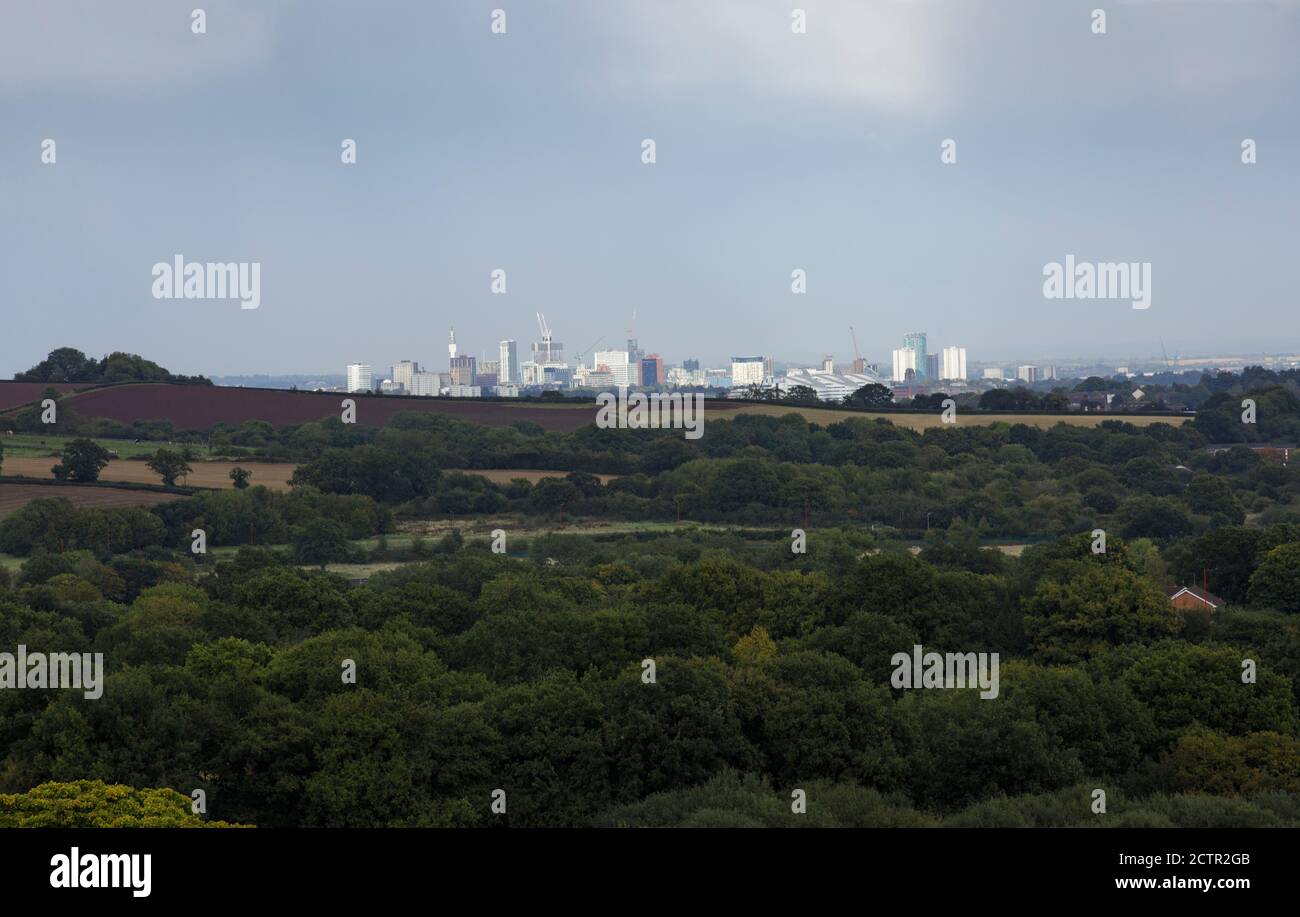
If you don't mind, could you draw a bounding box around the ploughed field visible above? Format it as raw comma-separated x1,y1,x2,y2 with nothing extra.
0,380,1190,437
0,483,181,516
16,383,612,431
0,382,761,432
0,382,96,413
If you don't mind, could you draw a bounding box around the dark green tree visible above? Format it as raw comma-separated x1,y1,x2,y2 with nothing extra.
52,438,111,482
292,518,353,569
1248,543,1300,613
844,383,895,408
146,448,192,486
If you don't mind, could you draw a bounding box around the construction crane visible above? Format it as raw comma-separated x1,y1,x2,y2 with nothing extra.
1159,337,1182,375
850,326,865,373
536,312,555,362
576,336,605,369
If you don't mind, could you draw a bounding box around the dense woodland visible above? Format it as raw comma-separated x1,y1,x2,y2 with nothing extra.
1,527,1300,826
2,364,1300,827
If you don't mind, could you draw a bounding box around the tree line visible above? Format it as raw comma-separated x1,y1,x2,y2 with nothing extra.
1,529,1299,826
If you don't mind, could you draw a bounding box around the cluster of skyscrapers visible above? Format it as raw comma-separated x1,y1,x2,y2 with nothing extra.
344,322,974,403
890,332,968,384
347,315,674,397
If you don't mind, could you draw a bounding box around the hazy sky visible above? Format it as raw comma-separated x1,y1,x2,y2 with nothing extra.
3,0,1298,377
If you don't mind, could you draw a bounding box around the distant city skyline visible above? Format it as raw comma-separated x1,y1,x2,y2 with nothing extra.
9,335,1300,385
4,1,1298,378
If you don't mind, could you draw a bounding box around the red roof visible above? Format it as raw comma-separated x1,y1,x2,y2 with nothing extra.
1168,585,1226,608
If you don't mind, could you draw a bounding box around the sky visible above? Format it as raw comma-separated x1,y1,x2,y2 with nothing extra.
2,0,1298,378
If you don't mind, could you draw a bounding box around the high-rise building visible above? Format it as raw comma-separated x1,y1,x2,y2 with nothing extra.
926,354,940,379
902,332,928,379
731,356,765,387
448,328,457,363
941,346,968,381
450,355,477,386
822,355,835,373
982,367,1004,381
626,336,643,386
346,363,372,393
1017,365,1039,384
891,348,916,383
667,366,706,387
392,360,419,392
640,354,664,387
411,371,441,396
593,350,632,386
499,340,518,384
683,358,700,372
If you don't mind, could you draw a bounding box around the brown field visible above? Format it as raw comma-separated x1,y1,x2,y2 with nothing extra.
1,458,615,491
0,482,181,516
726,403,1191,430
0,381,96,413
2,457,297,491
17,383,603,432
1,381,1193,437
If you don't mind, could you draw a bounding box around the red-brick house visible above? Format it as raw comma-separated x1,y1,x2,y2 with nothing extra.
1168,585,1226,612
1205,444,1295,467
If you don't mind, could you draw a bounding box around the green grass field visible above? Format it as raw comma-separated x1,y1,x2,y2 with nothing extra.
0,432,164,460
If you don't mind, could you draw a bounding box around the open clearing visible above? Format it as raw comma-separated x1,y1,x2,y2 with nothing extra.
2,457,613,492
726,403,1192,430
0,433,163,459
1,457,296,491
0,482,182,516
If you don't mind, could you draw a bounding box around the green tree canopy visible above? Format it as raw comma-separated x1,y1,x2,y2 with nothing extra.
0,780,243,827
53,438,112,482
147,448,192,486
1248,542,1300,613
